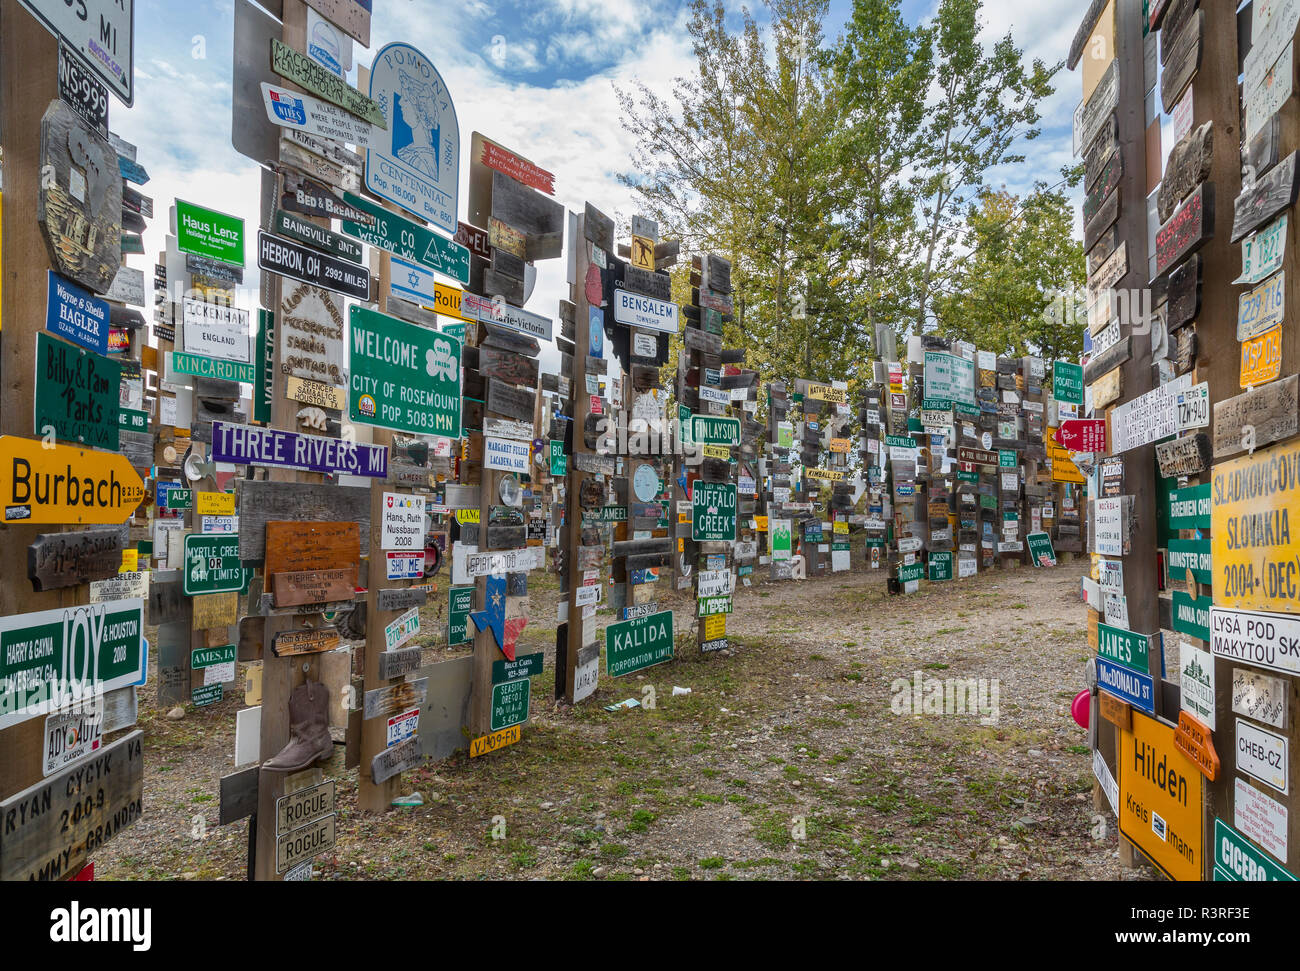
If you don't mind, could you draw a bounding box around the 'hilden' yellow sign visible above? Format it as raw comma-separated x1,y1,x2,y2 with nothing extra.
0,437,145,525
1119,712,1204,882
1213,440,1300,613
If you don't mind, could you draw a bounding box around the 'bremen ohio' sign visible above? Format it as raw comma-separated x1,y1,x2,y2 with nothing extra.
0,600,146,730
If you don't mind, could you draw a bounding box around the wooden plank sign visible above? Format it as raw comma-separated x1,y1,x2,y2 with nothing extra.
1172,710,1220,781
1159,9,1203,114
27,527,125,591
1091,368,1124,410
1079,61,1119,151
1232,152,1299,243
1154,182,1213,279
0,731,142,881
238,481,371,560
363,678,428,720
1167,253,1201,331
1157,120,1213,223
1083,151,1122,224
273,627,342,657
371,735,422,784
1156,434,1211,479
1082,336,1132,386
272,568,357,607
378,647,423,681
1213,374,1299,459
1084,188,1120,252
264,522,360,576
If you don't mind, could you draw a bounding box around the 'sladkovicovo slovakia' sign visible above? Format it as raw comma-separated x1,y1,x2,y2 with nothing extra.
349,306,461,438
605,610,674,677
211,421,388,478
0,600,146,730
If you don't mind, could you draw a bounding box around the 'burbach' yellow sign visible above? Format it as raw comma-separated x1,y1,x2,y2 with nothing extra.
1119,712,1203,882
1213,439,1300,614
0,437,145,525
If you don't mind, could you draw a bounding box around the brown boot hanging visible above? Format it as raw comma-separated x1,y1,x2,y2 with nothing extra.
264,679,334,772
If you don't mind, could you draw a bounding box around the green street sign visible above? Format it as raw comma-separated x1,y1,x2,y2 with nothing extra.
273,209,364,264
449,587,474,644
605,610,674,677
118,408,149,433
1053,360,1084,405
0,601,146,730
698,595,732,617
690,415,741,447
1172,591,1212,641
1168,538,1212,585
192,644,236,669
348,306,462,438
999,450,1018,469
162,489,194,510
1168,483,1211,530
928,552,953,581
340,191,470,284
886,435,916,450
1027,532,1057,567
171,352,255,385
254,310,274,424
957,471,980,484
980,494,997,510
490,678,531,732
493,652,544,685
176,199,245,266
898,562,924,584
270,38,388,127
692,482,737,542
1096,623,1152,674
35,332,120,451
595,506,627,523
192,684,223,708
549,440,567,477
678,405,694,446
1214,819,1297,881
183,535,245,595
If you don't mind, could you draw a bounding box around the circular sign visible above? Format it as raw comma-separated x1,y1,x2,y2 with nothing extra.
633,464,660,503
981,432,992,450
499,475,523,508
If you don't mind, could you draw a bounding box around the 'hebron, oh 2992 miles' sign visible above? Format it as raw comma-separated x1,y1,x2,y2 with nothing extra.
605,610,674,677
349,306,461,438
0,600,146,730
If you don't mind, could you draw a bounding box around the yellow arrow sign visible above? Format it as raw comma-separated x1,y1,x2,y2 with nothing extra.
0,437,145,525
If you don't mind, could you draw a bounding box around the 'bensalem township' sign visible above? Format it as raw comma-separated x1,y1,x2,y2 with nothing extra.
365,43,460,234
605,610,674,677
0,599,146,730
613,288,679,334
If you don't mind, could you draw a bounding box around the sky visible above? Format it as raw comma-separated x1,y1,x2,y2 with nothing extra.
108,0,1089,361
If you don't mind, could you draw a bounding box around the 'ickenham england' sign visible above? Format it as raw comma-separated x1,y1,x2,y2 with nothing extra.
211,421,388,479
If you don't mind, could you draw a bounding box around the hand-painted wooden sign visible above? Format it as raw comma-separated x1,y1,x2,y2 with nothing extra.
364,678,428,721
1154,182,1213,278
265,522,360,577
0,437,145,525
0,730,142,881
1082,336,1131,386
1083,151,1121,224
273,628,341,658
270,38,385,127
1159,9,1202,113
279,282,346,389
1212,374,1299,459
365,42,459,233
1078,61,1118,152
38,101,122,292
1167,253,1201,331
27,526,125,591
280,169,372,226
1157,120,1212,223
1156,434,1211,478
1232,152,1298,243
1172,711,1219,780
273,568,356,608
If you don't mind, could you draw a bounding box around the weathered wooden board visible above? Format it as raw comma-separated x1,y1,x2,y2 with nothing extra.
377,646,423,681
239,482,371,560
1175,326,1199,374
1087,226,1120,270
1167,253,1202,331
1091,368,1125,410
1079,61,1119,151
272,568,357,607
1159,10,1203,114
0,731,142,881
480,346,539,390
1244,117,1281,187
1232,152,1299,243
1154,182,1214,278
479,321,541,358
492,170,564,249
1083,151,1122,223
1156,434,1211,478
1213,374,1299,459
280,169,370,225
363,678,428,720
27,527,126,591
273,627,342,658
371,735,422,784
486,380,535,422
624,266,672,301
38,100,122,293
1158,120,1213,223
1083,336,1132,386
584,202,615,252
1084,188,1121,252
1085,137,1117,193
377,588,429,612
219,767,259,825
147,571,187,626
1088,240,1128,298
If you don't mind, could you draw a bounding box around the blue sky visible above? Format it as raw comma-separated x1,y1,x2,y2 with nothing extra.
110,0,1087,346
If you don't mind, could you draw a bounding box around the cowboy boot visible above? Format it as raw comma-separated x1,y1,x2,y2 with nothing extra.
264,680,334,772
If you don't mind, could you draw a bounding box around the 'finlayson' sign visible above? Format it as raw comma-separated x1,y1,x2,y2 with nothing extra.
210,421,388,478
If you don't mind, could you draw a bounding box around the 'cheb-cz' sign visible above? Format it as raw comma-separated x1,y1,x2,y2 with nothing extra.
211,421,388,478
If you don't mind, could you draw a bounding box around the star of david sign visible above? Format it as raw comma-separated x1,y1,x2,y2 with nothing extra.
470,573,527,661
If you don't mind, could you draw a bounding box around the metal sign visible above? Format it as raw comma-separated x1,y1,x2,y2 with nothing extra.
0,437,144,525
348,306,462,438
46,271,110,356
19,0,134,105
605,610,674,677
1120,713,1203,882
183,535,244,596
57,43,108,136
261,81,377,149
34,332,120,450
365,43,460,234
612,288,680,333
176,199,245,267
340,191,469,284
211,421,388,479
258,230,370,301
